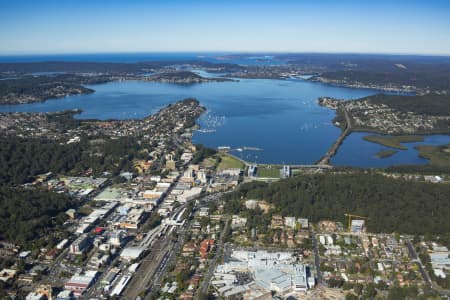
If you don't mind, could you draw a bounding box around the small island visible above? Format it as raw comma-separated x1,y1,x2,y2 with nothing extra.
363,135,424,150
416,143,450,168
375,149,398,158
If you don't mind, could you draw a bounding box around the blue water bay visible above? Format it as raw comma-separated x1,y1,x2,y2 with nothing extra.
1,74,447,166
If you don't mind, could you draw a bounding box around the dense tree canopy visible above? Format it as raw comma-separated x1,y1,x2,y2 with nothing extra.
0,136,147,184
0,137,83,184
0,186,73,246
223,172,450,235
365,93,450,116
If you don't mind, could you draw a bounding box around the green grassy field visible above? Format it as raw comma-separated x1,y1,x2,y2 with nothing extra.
363,135,424,150
217,154,245,170
416,143,450,167
257,167,281,178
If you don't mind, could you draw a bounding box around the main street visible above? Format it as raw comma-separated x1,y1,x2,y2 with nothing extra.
197,215,230,296
311,232,323,286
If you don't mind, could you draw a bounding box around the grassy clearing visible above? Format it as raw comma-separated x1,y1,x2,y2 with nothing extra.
363,135,424,150
416,143,450,167
217,154,245,170
375,149,398,158
257,167,281,178
200,156,217,169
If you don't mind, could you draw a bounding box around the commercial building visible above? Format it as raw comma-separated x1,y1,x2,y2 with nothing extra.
430,245,450,278
214,249,311,297
101,268,120,287
64,271,97,297
25,293,45,300
120,246,145,261
69,234,91,255
110,274,132,297
177,187,203,203
56,290,75,300
120,208,146,229
56,239,69,250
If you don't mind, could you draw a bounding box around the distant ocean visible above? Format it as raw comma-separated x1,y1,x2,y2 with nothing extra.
0,52,285,65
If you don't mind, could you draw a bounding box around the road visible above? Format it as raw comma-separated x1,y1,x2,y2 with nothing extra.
197,216,230,296
405,239,432,287
311,233,323,285
317,108,351,165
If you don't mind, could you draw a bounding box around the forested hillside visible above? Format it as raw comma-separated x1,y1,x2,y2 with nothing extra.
0,136,146,184
223,173,450,236
366,93,450,116
0,186,74,246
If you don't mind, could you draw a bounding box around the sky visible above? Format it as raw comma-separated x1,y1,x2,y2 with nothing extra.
1,0,450,55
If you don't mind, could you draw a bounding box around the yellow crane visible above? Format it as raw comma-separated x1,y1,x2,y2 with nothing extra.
344,213,369,232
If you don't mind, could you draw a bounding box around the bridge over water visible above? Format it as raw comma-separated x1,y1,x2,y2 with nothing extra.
219,109,351,170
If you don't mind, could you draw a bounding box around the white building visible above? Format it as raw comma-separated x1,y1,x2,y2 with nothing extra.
280,165,291,178
351,220,365,233
69,235,91,255
120,208,145,229
181,152,193,163
248,165,257,177
231,215,247,229
284,217,296,228
199,207,209,217
177,187,203,203
56,239,69,250
120,246,145,261
430,245,450,278
197,169,208,184
109,231,125,247
298,218,309,229
64,271,97,297
245,200,258,210
215,250,310,296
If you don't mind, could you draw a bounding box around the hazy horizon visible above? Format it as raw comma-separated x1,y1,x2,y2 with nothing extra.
2,51,450,57
1,0,450,56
